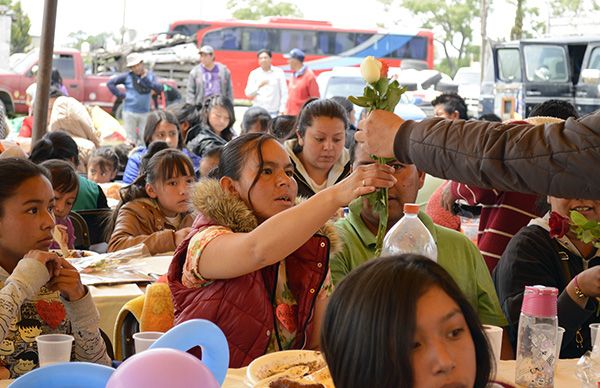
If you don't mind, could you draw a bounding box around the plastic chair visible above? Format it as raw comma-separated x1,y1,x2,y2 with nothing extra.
75,208,112,245
113,283,174,361
8,362,114,388
69,211,90,250
150,319,229,385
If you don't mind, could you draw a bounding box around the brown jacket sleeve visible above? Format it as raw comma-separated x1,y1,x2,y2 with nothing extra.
394,114,600,199
108,201,177,255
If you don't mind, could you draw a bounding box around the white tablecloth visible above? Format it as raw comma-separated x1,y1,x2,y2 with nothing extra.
88,255,173,348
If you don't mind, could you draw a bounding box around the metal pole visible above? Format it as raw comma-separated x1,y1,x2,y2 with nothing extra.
31,0,58,145
480,0,488,83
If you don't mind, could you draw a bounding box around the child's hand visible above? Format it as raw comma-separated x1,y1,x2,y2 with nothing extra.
23,250,61,277
175,227,193,247
47,257,86,302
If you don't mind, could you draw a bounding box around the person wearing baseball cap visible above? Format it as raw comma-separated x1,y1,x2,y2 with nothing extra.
284,48,320,115
107,53,163,145
186,45,233,105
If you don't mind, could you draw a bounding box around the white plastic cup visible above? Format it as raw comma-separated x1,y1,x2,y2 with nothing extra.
590,323,600,352
133,331,163,353
35,334,74,367
556,326,565,360
483,324,503,363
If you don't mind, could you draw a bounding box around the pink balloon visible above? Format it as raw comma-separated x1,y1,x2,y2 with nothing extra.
106,348,220,388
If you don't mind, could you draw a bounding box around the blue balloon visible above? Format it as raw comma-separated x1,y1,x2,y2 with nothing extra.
149,319,229,384
9,362,115,388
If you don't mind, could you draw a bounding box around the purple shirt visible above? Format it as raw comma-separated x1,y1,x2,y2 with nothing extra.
201,65,221,98
49,216,76,250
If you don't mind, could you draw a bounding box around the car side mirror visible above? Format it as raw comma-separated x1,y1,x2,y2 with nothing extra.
421,73,442,89
26,64,39,78
581,68,600,85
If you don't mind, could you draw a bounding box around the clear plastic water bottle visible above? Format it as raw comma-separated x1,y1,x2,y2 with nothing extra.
515,285,558,388
381,203,438,261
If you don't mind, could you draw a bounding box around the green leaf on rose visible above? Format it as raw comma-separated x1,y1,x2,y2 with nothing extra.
375,78,389,95
364,85,376,99
571,211,588,226
348,95,372,108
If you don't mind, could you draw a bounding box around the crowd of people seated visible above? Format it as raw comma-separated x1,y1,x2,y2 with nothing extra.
0,58,599,388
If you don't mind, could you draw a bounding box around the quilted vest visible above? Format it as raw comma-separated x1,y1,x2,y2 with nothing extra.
167,214,330,368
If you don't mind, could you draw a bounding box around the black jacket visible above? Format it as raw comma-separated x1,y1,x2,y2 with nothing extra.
394,114,600,199
185,123,228,158
493,223,600,358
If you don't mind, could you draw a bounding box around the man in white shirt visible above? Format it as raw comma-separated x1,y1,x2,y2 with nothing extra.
244,49,288,117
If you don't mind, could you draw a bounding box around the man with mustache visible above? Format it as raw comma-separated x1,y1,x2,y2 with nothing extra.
332,141,508,334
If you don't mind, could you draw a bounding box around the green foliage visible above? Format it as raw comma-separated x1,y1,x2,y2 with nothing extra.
509,0,545,40
226,0,303,20
570,211,600,248
549,0,600,17
435,56,473,78
0,0,31,54
67,31,115,51
349,67,406,255
380,0,479,76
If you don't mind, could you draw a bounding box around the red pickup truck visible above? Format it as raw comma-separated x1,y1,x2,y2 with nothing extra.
0,48,120,115
0,48,180,117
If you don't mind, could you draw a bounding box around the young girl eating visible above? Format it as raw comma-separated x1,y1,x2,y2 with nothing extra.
167,133,396,367
41,160,79,250
0,158,110,378
108,146,196,254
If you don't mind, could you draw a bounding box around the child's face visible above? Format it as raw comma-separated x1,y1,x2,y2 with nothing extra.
87,161,117,184
228,139,297,221
54,189,78,219
199,154,220,177
0,176,55,263
146,170,194,217
151,121,179,149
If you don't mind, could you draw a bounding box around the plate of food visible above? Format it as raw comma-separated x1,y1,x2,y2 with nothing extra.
246,350,334,388
50,249,97,258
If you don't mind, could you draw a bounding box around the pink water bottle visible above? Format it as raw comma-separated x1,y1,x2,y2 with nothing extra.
515,285,559,387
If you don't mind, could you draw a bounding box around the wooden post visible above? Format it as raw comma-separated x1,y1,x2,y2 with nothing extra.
31,0,58,145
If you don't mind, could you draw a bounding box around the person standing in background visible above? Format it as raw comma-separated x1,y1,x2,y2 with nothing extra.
186,45,233,105
107,54,163,146
245,49,287,117
284,48,320,116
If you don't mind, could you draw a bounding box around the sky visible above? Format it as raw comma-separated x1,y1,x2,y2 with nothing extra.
20,0,525,47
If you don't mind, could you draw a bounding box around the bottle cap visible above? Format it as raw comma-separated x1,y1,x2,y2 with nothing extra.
521,285,558,318
403,203,420,214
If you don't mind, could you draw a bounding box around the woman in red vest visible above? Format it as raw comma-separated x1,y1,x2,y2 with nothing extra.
168,132,396,367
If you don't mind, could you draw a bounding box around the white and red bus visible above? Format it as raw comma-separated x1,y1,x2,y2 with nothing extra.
168,18,434,100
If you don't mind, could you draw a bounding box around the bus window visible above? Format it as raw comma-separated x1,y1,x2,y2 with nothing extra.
382,36,427,60
52,54,75,79
333,32,356,54
355,33,372,46
497,48,521,82
590,47,600,70
279,29,319,54
524,45,568,82
241,27,270,51
203,28,241,50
